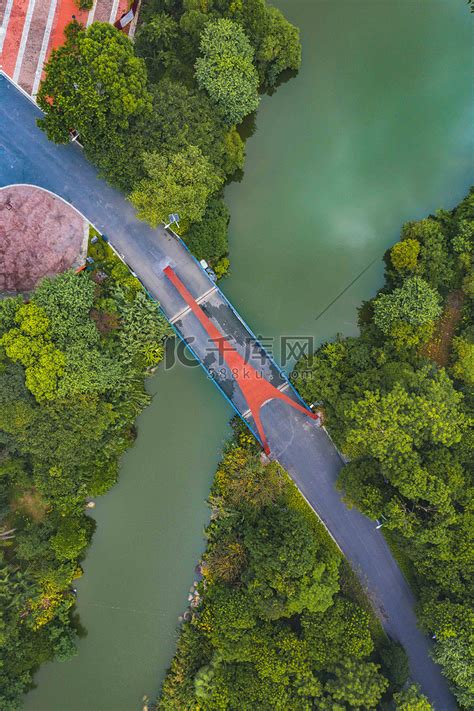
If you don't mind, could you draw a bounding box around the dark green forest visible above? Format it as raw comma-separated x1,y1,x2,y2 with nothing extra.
37,0,302,275
0,237,169,709
159,425,432,710
294,191,473,708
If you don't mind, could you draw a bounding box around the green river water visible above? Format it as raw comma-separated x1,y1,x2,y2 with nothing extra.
25,1,472,709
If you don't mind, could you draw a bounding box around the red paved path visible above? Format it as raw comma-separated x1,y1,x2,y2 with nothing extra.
0,0,134,96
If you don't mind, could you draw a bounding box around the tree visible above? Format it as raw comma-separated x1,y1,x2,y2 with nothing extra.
243,507,340,619
195,19,259,125
33,271,96,349
51,517,90,561
337,459,387,519
214,447,285,514
401,218,454,290
418,599,474,708
221,0,301,87
452,337,474,385
394,684,433,710
391,238,420,271
203,537,247,584
379,640,410,690
373,277,441,337
342,372,465,505
37,23,151,149
129,144,222,227
302,599,374,671
324,659,388,709
255,5,301,87
118,291,168,368
135,12,179,81
184,198,230,266
1,303,65,403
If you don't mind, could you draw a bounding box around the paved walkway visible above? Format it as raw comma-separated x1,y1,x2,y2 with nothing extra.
0,73,458,710
0,184,87,293
0,0,130,96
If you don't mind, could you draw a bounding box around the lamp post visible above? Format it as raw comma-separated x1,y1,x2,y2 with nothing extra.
165,213,180,230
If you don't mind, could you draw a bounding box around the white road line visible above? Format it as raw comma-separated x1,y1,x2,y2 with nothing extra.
109,0,119,24
170,286,217,324
0,0,14,54
12,0,36,83
196,285,217,304
86,0,96,26
31,0,58,97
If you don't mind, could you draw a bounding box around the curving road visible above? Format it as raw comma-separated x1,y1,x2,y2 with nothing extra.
0,73,457,709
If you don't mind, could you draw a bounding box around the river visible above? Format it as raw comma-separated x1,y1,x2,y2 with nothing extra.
25,1,472,709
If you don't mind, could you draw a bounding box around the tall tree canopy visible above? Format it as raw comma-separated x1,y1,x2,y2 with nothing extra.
195,19,260,125
159,432,395,708
129,145,222,227
37,23,151,149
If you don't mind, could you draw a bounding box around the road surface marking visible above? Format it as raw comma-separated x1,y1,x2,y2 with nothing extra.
0,0,14,53
170,285,217,324
108,0,118,23
12,0,36,82
31,0,57,96
86,0,96,26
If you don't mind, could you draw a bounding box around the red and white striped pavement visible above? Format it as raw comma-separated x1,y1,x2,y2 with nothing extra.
0,0,132,97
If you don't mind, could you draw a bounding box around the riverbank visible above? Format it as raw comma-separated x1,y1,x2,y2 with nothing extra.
294,190,473,707
20,1,473,707
0,230,169,709
157,424,432,709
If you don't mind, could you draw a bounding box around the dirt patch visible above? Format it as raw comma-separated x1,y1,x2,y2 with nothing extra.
12,489,49,523
0,185,88,295
422,290,465,367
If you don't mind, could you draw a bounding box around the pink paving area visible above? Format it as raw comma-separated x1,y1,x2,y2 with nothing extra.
93,0,114,24
0,0,133,95
0,186,88,294
163,266,319,455
17,0,55,94
1,0,29,77
0,0,8,27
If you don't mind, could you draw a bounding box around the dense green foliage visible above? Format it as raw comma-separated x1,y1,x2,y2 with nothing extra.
0,236,168,709
37,23,151,148
195,19,259,125
38,1,301,274
158,426,423,709
294,191,474,707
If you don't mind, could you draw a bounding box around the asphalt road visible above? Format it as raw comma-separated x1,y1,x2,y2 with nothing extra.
0,73,457,709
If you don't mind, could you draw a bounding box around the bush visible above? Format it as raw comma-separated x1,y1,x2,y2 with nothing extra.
184,198,230,266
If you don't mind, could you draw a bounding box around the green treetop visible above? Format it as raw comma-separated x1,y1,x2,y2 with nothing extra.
37,23,151,149
195,18,260,125
130,144,222,227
